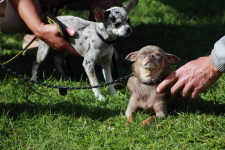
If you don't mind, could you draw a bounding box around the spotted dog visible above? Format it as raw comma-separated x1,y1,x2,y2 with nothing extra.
32,0,138,100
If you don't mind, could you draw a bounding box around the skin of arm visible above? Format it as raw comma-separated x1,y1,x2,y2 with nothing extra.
9,0,80,56
156,55,222,99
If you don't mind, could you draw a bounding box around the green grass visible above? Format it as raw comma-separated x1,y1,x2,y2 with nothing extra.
1,0,225,149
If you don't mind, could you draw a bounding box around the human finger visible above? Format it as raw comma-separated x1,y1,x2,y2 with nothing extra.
190,86,203,100
180,83,193,99
66,28,76,36
156,72,177,93
169,80,185,100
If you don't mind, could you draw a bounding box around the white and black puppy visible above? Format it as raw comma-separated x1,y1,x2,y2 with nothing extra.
32,0,138,100
125,46,180,125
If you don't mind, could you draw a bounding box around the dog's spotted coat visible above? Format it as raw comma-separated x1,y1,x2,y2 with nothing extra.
32,0,138,100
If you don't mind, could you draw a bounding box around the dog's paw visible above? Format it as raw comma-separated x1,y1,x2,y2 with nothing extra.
96,95,105,101
113,91,118,96
124,122,130,126
141,116,156,126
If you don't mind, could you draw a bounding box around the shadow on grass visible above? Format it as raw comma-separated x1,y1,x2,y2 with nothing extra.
0,100,121,122
168,97,225,116
158,0,225,18
119,23,225,60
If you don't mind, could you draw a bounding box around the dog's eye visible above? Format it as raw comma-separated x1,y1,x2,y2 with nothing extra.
115,22,122,28
156,53,163,58
140,54,147,58
139,51,149,58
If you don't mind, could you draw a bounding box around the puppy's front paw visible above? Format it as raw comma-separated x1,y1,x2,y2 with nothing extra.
96,95,105,101
141,116,156,126
112,91,118,96
124,122,130,126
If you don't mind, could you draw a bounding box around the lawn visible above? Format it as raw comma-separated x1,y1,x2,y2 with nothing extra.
0,0,225,149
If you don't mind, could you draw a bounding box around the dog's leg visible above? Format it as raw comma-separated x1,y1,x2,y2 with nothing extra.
101,58,116,94
124,113,135,126
32,41,50,81
125,97,138,125
154,102,168,120
83,57,105,100
32,60,40,81
125,108,136,123
141,103,168,125
53,52,67,77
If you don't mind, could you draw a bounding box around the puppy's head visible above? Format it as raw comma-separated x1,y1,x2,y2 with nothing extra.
126,46,180,75
92,0,138,37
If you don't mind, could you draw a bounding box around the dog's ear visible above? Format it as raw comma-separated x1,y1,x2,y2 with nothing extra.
166,53,181,64
92,8,106,22
125,52,138,62
123,0,139,13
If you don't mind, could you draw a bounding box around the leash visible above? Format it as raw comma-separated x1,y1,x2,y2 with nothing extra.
44,7,69,40
1,65,133,96
1,37,37,66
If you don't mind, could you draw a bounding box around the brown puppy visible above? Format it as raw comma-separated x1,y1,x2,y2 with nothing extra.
125,45,180,125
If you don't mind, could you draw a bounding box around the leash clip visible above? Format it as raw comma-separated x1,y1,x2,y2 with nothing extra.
58,87,67,96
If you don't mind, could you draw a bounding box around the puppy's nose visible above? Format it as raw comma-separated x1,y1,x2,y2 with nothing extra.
125,27,131,34
149,54,155,59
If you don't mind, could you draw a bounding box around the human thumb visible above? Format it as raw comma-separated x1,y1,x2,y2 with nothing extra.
66,28,76,36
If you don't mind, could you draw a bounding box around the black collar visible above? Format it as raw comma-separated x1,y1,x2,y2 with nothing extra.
95,25,116,45
137,78,162,85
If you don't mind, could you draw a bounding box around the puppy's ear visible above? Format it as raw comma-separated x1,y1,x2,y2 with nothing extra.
123,0,139,13
92,8,105,22
125,52,138,62
166,54,181,64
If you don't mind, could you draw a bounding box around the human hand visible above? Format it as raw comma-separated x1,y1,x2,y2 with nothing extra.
156,55,222,99
35,24,80,56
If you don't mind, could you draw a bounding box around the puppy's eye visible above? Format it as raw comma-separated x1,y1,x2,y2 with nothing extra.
115,22,122,28
140,54,147,58
156,53,163,58
139,51,149,58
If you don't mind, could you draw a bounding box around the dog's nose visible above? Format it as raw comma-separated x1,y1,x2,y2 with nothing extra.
125,27,131,34
149,54,155,59
148,54,155,59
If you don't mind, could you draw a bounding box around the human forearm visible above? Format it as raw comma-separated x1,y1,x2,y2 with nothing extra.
9,0,44,36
